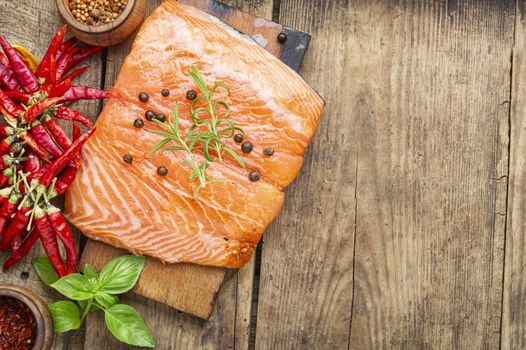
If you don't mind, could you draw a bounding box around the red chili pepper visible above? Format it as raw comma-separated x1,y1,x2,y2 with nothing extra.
5,90,30,104
10,234,21,259
54,165,77,196
63,86,108,101
0,192,20,237
57,106,93,129
3,226,39,270
55,46,81,81
48,205,76,274
0,90,24,117
72,123,80,140
31,122,63,158
35,25,67,79
34,206,66,277
56,37,77,61
39,127,95,187
24,151,41,181
0,62,21,91
22,132,50,162
0,202,30,250
0,52,8,66
44,118,71,150
47,66,88,98
0,126,12,138
0,137,15,155
25,97,64,123
57,45,104,79
0,36,39,93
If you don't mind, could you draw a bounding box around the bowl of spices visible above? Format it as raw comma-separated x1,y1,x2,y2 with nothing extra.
56,0,147,46
0,284,53,350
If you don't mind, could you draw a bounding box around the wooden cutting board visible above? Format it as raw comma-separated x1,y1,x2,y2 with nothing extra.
79,0,311,319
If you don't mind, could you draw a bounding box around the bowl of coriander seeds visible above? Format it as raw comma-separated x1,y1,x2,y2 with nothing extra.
56,0,147,46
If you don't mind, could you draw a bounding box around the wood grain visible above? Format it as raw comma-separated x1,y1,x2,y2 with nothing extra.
256,0,514,349
85,1,274,349
0,1,103,350
502,1,526,349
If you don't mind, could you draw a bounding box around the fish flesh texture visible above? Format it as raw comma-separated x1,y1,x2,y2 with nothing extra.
65,0,324,268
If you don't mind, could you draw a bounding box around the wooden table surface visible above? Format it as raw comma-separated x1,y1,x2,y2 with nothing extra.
2,0,526,349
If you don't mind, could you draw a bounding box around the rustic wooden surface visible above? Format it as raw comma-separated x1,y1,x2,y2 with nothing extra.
3,0,526,349
80,0,309,319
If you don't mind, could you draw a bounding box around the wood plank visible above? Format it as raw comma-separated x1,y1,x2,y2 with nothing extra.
256,1,514,349
0,1,103,350
502,1,526,349
85,1,273,348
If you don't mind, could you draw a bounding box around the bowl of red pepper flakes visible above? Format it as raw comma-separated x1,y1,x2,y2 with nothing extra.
0,284,53,350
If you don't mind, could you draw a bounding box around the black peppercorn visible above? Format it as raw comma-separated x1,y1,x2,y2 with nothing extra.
156,114,166,123
161,88,170,97
157,166,168,176
249,171,261,182
234,133,244,143
133,118,144,128
123,154,133,164
241,141,253,154
145,110,156,121
138,92,149,102
186,90,197,100
277,32,287,43
263,146,275,156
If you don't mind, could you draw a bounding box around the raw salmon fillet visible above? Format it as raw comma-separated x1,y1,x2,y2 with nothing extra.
65,0,324,268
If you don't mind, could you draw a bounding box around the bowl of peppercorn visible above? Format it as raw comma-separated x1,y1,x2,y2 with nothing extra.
56,0,147,46
0,284,54,350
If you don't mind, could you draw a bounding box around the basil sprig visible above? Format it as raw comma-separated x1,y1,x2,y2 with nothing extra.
33,255,155,348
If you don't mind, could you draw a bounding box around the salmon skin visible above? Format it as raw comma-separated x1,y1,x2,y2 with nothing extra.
65,0,324,268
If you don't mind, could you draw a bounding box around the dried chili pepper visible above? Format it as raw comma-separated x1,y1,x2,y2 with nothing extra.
39,127,95,187
24,151,40,183
24,97,64,123
48,66,88,98
0,192,20,237
0,52,8,66
21,132,50,162
57,106,93,128
0,36,39,93
55,46,81,80
35,25,67,79
34,205,66,277
0,62,20,90
54,166,78,196
3,226,39,270
57,45,104,79
48,204,76,274
0,137,15,156
43,117,71,150
30,121,63,158
0,90,24,117
63,86,109,101
55,37,77,61
0,200,30,250
4,90,30,104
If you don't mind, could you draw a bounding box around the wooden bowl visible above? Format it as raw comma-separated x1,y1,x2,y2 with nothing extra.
56,0,147,46
0,284,54,350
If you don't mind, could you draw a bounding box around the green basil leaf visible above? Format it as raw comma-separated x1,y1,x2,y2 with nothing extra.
32,257,60,286
95,292,119,309
104,304,155,348
49,301,82,332
83,264,98,280
98,256,145,294
51,273,94,300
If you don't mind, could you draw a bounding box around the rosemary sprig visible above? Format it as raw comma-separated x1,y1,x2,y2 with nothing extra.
147,69,246,199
